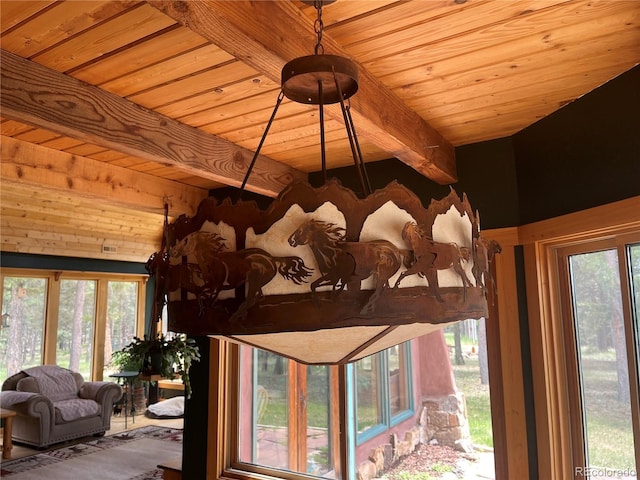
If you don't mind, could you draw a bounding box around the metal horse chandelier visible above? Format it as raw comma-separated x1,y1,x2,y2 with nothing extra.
146,1,501,364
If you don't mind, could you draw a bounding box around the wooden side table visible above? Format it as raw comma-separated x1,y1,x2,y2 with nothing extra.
158,456,182,480
1,408,17,459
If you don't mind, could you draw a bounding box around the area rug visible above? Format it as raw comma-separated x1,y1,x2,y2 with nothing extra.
0,425,182,479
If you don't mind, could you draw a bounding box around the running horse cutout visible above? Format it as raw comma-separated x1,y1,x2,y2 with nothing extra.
170,231,313,320
394,221,473,302
288,219,411,315
471,212,502,294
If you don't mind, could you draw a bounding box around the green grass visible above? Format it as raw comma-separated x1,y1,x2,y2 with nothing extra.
580,353,635,470
451,346,635,469
451,357,494,448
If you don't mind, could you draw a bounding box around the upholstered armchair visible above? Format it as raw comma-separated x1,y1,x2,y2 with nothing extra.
0,365,122,448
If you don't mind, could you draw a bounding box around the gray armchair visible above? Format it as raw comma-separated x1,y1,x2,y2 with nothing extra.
0,365,122,448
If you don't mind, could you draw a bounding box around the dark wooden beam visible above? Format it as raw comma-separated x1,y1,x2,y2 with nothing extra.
148,0,457,185
0,49,306,198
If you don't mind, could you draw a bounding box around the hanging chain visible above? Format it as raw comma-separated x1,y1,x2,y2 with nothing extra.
313,0,324,55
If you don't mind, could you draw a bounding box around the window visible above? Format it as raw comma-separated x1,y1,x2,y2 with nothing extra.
557,236,640,477
210,321,517,480
237,347,341,478
0,276,47,379
103,280,140,379
355,343,413,443
230,342,414,478
0,269,146,381
56,279,97,380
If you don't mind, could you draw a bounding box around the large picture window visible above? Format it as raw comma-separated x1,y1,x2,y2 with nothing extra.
0,269,146,381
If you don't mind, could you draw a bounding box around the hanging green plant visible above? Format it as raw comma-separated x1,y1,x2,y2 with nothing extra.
113,333,200,398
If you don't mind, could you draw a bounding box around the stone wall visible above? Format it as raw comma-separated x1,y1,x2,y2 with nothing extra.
356,392,470,480
420,392,471,449
357,427,421,480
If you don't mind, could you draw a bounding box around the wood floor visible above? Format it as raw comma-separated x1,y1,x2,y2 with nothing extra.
5,412,183,461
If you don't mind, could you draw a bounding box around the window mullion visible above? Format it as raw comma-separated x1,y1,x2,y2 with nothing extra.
287,359,301,470
93,279,108,380
618,242,640,471
44,273,60,365
381,351,390,427
343,363,356,480
296,364,308,471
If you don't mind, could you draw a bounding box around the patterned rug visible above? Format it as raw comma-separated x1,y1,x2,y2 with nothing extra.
0,425,182,479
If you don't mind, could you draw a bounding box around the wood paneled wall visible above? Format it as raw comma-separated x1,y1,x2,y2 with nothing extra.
0,182,164,263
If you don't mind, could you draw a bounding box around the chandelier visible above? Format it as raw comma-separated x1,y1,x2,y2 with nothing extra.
146,1,500,364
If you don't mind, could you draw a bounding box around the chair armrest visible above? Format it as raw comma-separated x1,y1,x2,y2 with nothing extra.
79,381,123,405
0,390,54,418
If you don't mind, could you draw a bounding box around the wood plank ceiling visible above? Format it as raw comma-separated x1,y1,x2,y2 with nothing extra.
1,0,639,262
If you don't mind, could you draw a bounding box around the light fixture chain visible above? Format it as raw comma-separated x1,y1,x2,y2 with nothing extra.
313,0,324,55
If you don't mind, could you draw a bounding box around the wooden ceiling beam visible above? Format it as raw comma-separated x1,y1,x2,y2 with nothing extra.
1,136,208,216
148,0,457,185
0,49,306,198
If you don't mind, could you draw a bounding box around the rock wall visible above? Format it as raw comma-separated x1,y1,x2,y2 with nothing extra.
356,392,470,480
420,392,471,449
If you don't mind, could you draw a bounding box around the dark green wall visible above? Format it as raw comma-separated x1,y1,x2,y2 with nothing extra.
514,65,640,224
0,252,147,274
312,65,639,229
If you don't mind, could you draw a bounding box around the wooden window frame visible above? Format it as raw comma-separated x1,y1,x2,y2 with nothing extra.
0,267,147,381
556,236,640,475
520,196,640,479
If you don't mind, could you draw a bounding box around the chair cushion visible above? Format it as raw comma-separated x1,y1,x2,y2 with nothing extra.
54,398,100,423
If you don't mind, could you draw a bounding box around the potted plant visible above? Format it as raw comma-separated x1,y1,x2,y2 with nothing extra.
114,332,200,398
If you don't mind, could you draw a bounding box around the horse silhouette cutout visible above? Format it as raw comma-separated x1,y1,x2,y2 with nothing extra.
471,225,502,297
170,231,313,320
394,221,473,302
288,219,412,315
146,251,209,317
470,211,502,296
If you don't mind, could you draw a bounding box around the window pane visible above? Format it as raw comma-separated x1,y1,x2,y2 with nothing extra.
239,349,290,470
238,348,340,478
1,277,47,378
630,244,640,381
388,344,409,417
57,279,96,379
356,353,382,435
103,281,138,378
306,365,332,476
569,249,635,472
